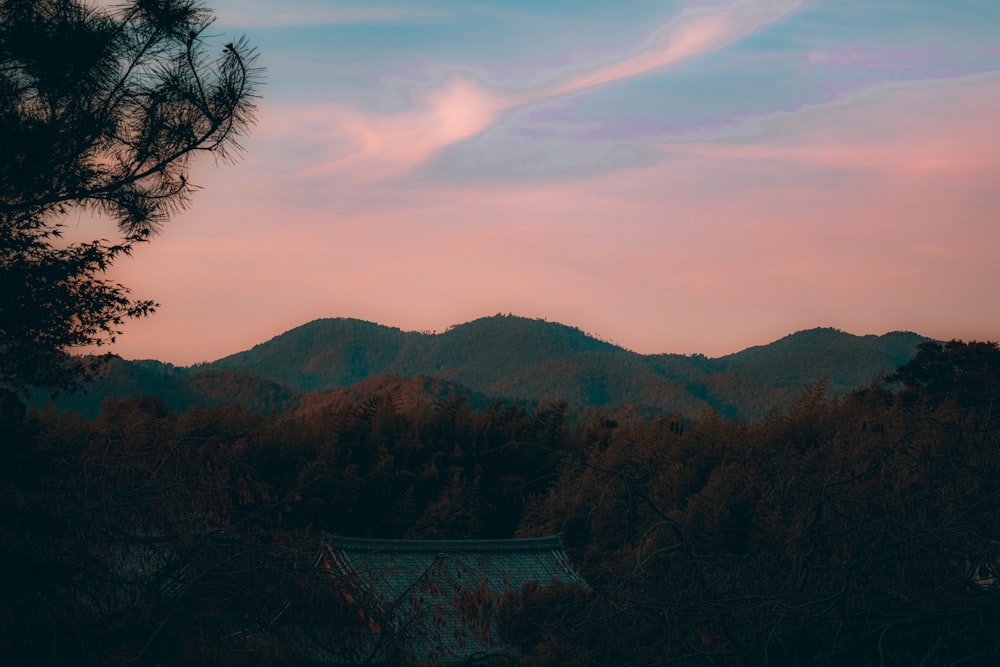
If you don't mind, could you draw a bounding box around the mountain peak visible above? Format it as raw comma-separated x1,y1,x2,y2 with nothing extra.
45,316,933,420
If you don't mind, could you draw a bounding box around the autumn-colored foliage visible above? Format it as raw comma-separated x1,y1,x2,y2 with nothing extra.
2,340,998,664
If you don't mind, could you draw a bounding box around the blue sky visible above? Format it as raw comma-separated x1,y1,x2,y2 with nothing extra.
103,0,1000,363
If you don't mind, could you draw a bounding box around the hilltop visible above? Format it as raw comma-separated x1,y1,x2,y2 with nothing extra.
35,315,931,419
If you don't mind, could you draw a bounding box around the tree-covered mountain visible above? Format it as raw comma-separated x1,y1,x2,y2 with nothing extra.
669,327,932,417
29,357,302,417
35,315,931,419
205,315,929,418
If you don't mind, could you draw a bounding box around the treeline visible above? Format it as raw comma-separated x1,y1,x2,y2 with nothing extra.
2,340,999,665
514,340,1000,665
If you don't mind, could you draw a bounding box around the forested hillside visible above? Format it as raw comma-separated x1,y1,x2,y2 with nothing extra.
35,315,930,420
4,339,1000,665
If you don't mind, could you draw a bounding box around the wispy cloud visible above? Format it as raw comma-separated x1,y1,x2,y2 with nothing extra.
278,77,506,185
661,72,1000,181
277,0,806,185
518,0,803,104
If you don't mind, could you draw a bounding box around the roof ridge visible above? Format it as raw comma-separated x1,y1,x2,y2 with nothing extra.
322,534,565,553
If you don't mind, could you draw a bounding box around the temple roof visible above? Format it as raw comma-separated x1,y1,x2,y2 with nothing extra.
323,535,585,595
320,535,586,665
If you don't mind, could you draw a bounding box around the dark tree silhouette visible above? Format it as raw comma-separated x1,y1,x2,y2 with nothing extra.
0,0,261,392
887,339,1000,409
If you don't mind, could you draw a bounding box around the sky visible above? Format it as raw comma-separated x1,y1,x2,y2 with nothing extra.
96,0,1000,364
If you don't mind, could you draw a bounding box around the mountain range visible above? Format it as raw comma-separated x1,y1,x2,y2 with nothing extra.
37,315,931,420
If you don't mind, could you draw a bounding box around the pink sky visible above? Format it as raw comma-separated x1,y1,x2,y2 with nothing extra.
95,1,1000,364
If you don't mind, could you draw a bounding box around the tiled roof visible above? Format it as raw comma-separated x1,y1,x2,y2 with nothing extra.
321,535,586,665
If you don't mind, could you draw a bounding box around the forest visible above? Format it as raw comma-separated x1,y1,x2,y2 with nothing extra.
3,1,999,664
3,339,1000,665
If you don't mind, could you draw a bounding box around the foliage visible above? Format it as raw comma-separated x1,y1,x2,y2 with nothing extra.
1,397,371,665
888,339,1000,409
0,223,154,391
1,392,574,663
497,580,596,666
4,341,999,664
0,0,261,392
516,343,1000,665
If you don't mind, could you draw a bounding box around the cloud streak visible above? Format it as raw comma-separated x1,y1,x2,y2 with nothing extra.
280,0,806,186
660,73,1000,181
280,77,505,186
518,0,803,104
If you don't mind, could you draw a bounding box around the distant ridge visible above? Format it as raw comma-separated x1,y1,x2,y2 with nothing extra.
207,318,418,391
38,315,932,419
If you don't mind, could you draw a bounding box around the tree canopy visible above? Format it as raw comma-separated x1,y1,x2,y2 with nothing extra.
888,339,1000,409
0,0,261,392
2,342,1000,663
